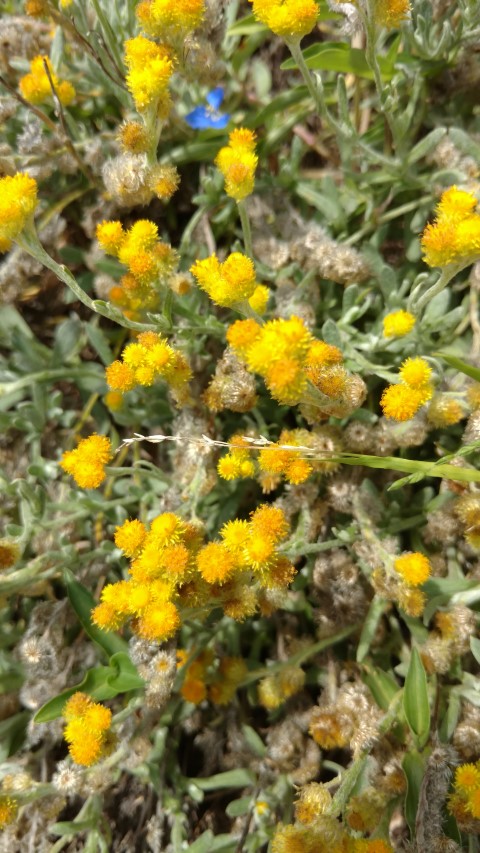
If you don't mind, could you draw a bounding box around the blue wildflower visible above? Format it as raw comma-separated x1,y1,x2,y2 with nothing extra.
185,87,230,130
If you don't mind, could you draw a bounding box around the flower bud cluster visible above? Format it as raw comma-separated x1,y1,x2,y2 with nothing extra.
19,55,75,107
124,36,173,114
227,316,365,414
381,357,434,422
105,331,191,399
178,649,247,705
92,504,294,643
96,219,179,319
421,185,480,268
191,251,269,310
215,128,258,201
63,693,114,766
218,427,342,489
60,434,113,490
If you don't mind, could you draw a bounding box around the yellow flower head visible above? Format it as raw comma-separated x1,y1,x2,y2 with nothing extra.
436,186,478,221
191,252,258,307
226,318,262,358
0,173,38,251
136,0,205,39
19,55,75,106
398,357,432,388
394,551,431,586
249,0,318,40
96,220,126,256
124,36,173,112
383,309,416,338
454,763,480,793
148,164,180,201
60,434,113,489
215,129,258,201
295,782,332,825
0,796,18,829
63,693,113,766
137,600,181,641
114,519,147,556
196,542,237,584
372,0,410,29
380,384,426,421
118,120,150,153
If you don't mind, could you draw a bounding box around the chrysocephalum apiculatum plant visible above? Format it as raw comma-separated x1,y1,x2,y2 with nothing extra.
0,0,480,849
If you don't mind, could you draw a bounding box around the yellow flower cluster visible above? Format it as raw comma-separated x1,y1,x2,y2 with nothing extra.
215,128,258,201
258,664,305,710
0,795,17,830
190,252,269,309
96,219,179,319
272,809,393,853
0,172,38,253
421,185,480,268
448,761,480,825
63,693,114,766
136,0,205,40
249,0,318,40
105,331,191,400
178,649,247,705
92,505,294,642
372,0,410,29
381,357,433,421
393,552,431,587
124,36,173,113
218,427,342,490
382,309,416,338
19,55,75,106
60,434,113,490
227,316,363,414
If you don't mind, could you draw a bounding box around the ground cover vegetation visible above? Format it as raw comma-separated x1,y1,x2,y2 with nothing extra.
0,0,480,850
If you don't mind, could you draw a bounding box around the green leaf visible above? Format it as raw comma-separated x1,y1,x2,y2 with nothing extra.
402,750,425,835
0,711,30,759
470,636,480,665
50,821,94,837
225,796,252,818
281,42,398,81
436,352,480,383
85,323,113,367
107,652,144,691
408,128,447,164
241,724,266,758
64,569,127,658
33,666,119,723
363,666,399,711
403,648,431,749
190,769,255,791
188,831,238,853
356,596,387,663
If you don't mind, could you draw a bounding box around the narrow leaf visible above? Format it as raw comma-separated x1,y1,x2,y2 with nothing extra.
363,666,399,711
33,666,118,723
436,352,480,383
403,648,431,749
190,769,254,791
64,569,127,658
356,596,387,662
402,750,425,834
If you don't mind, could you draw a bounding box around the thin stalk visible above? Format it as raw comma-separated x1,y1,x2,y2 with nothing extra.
287,40,331,128
17,224,156,332
237,199,253,259
410,265,465,315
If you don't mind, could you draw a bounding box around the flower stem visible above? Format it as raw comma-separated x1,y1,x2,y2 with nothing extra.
17,224,157,332
287,40,330,127
237,199,253,259
410,265,465,315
